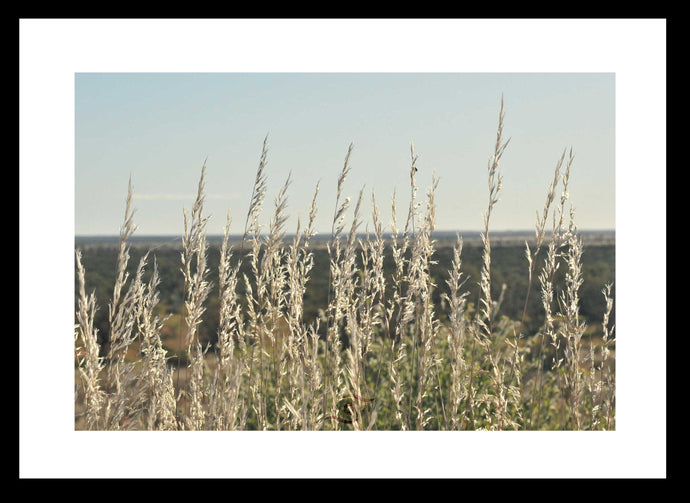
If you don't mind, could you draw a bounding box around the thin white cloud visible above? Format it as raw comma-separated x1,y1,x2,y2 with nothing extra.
133,193,241,201
133,193,194,200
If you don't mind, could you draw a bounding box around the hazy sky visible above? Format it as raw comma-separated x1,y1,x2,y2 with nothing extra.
75,72,615,236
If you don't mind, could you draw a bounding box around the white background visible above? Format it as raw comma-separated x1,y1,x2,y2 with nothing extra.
20,18,666,478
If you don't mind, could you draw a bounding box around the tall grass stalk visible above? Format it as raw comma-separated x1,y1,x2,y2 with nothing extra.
442,235,470,430
135,258,177,430
102,178,143,429
559,208,586,429
473,95,513,430
283,183,319,429
75,249,105,430
529,149,574,429
324,144,355,429
264,173,291,430
180,161,212,430
211,211,246,430
595,282,616,430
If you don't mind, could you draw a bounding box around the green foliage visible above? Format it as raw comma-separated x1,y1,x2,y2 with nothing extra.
76,241,614,349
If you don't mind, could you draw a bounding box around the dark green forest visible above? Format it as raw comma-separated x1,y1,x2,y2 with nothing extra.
75,237,615,356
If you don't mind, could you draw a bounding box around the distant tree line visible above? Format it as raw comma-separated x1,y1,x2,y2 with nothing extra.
75,241,614,355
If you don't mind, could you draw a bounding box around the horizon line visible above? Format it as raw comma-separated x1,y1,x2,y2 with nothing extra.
76,228,616,239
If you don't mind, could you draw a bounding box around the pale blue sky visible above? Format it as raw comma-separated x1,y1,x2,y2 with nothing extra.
75,72,615,236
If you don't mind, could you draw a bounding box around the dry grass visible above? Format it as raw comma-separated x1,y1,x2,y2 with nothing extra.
74,99,615,431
